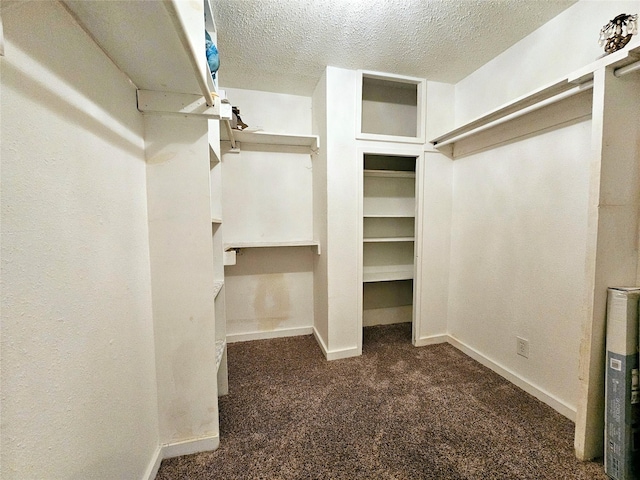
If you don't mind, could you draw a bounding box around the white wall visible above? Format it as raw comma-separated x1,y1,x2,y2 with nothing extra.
448,118,592,416
145,116,219,446
221,87,312,134
224,248,314,340
425,81,455,140
1,2,159,478
455,0,640,124
221,145,313,245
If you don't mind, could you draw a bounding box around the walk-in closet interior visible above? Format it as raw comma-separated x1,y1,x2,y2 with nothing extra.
2,0,640,478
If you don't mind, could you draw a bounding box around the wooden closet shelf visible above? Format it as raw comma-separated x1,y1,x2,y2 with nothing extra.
363,214,415,219
363,237,415,243
64,0,219,108
363,266,414,283
224,240,321,255
222,128,320,152
364,169,415,178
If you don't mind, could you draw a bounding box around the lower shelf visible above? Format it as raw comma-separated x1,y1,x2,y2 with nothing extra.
215,339,226,372
363,265,414,283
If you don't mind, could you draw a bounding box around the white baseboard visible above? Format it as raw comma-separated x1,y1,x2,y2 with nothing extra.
143,446,163,480
446,335,577,421
414,333,449,347
226,326,313,343
144,435,220,479
313,327,361,360
161,434,220,460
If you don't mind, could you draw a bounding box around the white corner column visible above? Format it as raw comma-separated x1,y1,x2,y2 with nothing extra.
575,65,640,460
413,149,453,346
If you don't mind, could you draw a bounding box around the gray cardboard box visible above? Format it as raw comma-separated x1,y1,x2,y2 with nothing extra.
605,287,640,480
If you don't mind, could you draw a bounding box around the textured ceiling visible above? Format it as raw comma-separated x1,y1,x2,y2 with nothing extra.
213,0,577,95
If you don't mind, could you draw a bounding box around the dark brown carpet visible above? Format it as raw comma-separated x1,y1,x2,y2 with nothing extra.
156,323,606,479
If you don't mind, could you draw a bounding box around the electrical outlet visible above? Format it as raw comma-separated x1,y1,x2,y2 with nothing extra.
517,337,529,358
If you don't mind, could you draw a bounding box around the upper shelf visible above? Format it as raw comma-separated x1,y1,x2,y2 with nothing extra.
64,0,214,106
430,40,640,152
222,128,320,152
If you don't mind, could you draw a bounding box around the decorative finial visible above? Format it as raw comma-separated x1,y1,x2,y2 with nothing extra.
599,13,638,54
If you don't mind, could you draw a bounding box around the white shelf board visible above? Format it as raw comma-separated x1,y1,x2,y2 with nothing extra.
363,214,415,219
64,0,210,99
363,237,415,243
363,265,414,283
222,129,319,151
364,169,415,178
215,339,226,372
211,217,223,224
224,240,321,255
213,280,224,299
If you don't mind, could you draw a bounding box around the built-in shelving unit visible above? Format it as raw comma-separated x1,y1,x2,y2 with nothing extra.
205,3,228,398
209,116,228,395
356,71,426,144
63,0,230,451
361,152,417,326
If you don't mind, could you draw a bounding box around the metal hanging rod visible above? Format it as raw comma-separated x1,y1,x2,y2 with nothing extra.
614,59,640,77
